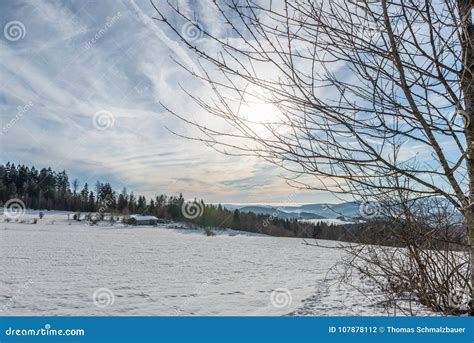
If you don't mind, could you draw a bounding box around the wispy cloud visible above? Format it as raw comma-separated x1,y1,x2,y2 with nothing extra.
0,0,329,204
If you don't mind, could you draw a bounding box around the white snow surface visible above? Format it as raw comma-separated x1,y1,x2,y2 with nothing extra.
0,211,432,316
129,215,159,221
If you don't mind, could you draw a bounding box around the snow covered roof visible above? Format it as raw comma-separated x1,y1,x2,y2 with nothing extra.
129,215,158,221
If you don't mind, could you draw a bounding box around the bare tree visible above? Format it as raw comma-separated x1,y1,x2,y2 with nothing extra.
336,182,470,315
152,0,474,314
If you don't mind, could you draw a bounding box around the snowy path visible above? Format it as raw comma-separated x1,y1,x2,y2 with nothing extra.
0,212,400,316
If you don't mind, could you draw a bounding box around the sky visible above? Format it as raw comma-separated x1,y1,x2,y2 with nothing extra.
0,0,346,205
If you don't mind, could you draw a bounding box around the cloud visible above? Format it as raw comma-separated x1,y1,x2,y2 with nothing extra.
0,0,329,204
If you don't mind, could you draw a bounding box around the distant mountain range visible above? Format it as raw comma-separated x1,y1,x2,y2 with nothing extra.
224,199,463,224
223,202,362,221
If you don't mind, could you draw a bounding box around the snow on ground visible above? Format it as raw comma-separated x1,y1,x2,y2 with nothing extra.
0,211,431,316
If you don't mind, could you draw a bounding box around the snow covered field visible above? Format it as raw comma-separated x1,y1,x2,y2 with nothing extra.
0,211,427,316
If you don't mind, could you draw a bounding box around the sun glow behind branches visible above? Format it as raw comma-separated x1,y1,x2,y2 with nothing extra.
235,86,283,138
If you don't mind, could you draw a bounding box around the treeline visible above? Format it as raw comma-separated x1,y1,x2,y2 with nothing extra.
0,162,320,237
4,162,461,246
4,162,466,246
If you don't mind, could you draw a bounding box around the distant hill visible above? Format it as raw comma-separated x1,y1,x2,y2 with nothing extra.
227,200,463,224
238,206,326,220
225,202,361,220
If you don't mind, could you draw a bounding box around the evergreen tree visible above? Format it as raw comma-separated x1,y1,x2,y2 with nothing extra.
232,209,241,229
0,161,317,238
